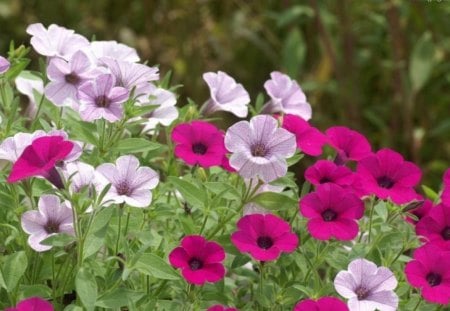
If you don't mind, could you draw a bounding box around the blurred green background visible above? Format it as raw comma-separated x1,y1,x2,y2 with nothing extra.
0,0,449,189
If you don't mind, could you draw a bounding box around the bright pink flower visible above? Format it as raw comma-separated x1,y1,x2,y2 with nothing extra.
405,199,433,225
5,296,54,311
416,203,450,246
172,121,226,168
7,136,74,189
325,126,371,164
207,305,238,311
231,213,298,261
305,160,354,187
405,243,450,304
442,168,450,205
300,184,364,241
356,149,422,204
221,155,236,173
293,297,348,311
169,235,225,285
282,114,327,156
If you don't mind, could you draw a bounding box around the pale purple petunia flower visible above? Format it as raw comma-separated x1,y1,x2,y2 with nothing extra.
21,195,74,252
15,71,44,117
334,258,399,311
96,155,159,208
225,115,296,182
0,55,10,74
90,40,140,63
77,73,129,122
262,71,312,120
26,23,89,60
202,71,250,118
62,161,99,194
0,130,46,163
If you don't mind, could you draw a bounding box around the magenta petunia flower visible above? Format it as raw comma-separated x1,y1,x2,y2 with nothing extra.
5,296,54,311
282,114,327,156
334,258,398,311
231,213,298,261
77,73,129,122
405,199,433,225
356,148,422,204
416,203,450,246
225,115,296,183
442,168,450,205
7,136,74,189
207,305,238,311
300,183,364,241
326,126,372,164
96,155,159,208
171,121,226,168
305,160,354,187
169,235,226,285
0,130,46,163
0,55,10,74
405,243,450,304
21,195,74,252
293,297,349,311
90,40,140,63
262,71,312,120
202,71,250,118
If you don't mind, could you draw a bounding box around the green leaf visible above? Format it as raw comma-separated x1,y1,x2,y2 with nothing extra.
282,28,306,78
421,185,439,201
409,32,436,93
168,176,206,207
111,138,162,154
249,192,297,211
96,288,145,308
75,267,97,311
83,225,108,260
40,233,76,247
133,253,181,280
0,251,28,292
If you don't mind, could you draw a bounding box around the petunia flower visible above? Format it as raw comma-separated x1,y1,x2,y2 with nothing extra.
21,195,74,252
262,71,312,120
356,148,422,204
300,183,364,241
62,161,99,195
89,40,140,63
15,71,44,117
207,305,238,311
169,235,226,285
334,258,398,311
231,213,298,261
0,130,46,163
225,115,296,183
202,71,250,118
326,126,372,164
282,114,327,156
171,121,226,168
293,297,349,311
5,296,54,311
26,23,89,60
0,55,10,74
96,155,159,208
77,73,129,122
416,203,450,246
305,160,354,187
405,243,450,304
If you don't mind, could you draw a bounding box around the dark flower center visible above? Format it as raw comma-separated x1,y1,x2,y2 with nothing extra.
95,95,110,108
441,226,450,241
251,143,267,157
188,257,203,271
44,219,60,234
377,176,395,189
257,236,273,249
65,73,80,85
355,286,369,300
116,181,132,196
192,143,207,155
321,209,337,221
319,177,332,184
426,272,442,287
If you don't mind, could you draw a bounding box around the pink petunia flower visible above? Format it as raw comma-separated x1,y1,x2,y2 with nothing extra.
416,203,450,246
96,155,159,208
7,136,74,189
5,296,54,311
202,71,250,118
225,115,296,183
262,71,312,120
0,55,10,74
282,114,327,156
405,199,433,225
89,40,140,63
305,160,354,187
207,305,238,311
293,297,349,311
405,243,450,304
231,213,298,261
171,121,226,168
77,73,129,122
325,126,372,164
169,235,226,285
442,168,450,205
356,148,422,204
300,183,364,241
334,258,398,311
21,195,74,252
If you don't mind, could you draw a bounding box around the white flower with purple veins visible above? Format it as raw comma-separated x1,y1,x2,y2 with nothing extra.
334,258,399,311
225,115,296,183
96,155,159,208
21,195,74,252
202,71,250,118
26,23,89,60
262,71,312,120
90,40,140,63
77,73,129,122
63,161,99,194
140,85,179,132
15,71,44,117
0,55,10,74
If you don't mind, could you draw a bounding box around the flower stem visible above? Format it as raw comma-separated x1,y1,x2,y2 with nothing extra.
115,203,125,255
367,196,376,243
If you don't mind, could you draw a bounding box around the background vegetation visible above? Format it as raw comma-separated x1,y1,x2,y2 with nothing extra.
1,0,449,188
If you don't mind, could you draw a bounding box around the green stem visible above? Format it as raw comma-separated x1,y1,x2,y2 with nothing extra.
115,204,125,255
367,196,376,243
30,92,46,131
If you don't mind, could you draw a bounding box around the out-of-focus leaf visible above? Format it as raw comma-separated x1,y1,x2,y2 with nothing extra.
112,138,162,153
282,28,306,78
409,32,436,93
